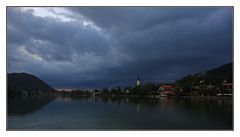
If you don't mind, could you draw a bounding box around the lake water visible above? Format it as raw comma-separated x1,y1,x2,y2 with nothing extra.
7,96,233,130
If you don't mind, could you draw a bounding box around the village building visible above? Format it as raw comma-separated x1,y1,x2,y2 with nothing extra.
158,85,176,97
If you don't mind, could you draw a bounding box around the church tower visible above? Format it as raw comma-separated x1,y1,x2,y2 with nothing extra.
136,72,141,86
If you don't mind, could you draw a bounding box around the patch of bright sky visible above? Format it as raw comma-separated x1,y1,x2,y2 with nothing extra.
20,7,103,35
16,46,43,61
21,7,75,22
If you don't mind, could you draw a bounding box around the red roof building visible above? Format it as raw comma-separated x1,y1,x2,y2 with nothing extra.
159,85,173,91
159,85,176,96
221,83,233,91
222,83,233,86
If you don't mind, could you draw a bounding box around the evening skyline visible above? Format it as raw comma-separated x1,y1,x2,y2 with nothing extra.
7,7,233,89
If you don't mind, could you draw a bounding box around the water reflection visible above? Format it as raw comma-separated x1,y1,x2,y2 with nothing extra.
8,96,53,116
8,96,233,130
8,96,232,117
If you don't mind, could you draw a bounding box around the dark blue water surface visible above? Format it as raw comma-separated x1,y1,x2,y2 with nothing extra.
7,96,233,130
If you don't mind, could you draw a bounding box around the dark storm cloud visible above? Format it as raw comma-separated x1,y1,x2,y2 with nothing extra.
69,7,232,82
8,8,111,63
7,7,233,88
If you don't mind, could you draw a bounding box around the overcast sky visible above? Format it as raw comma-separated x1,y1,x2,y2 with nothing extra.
7,7,233,89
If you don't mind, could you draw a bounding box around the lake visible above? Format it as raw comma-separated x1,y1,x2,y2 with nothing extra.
7,96,233,130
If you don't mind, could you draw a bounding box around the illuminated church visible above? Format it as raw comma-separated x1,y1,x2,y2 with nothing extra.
136,73,141,86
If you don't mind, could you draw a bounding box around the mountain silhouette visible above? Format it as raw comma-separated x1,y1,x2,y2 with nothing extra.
8,73,56,92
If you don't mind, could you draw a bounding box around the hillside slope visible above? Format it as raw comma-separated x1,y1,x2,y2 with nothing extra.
176,63,233,86
8,73,56,92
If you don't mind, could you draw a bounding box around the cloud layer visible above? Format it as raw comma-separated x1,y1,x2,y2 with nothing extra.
7,7,233,89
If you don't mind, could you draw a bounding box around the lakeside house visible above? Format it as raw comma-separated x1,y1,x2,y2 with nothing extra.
159,85,173,91
92,90,101,96
217,82,233,96
222,82,233,89
125,89,130,95
159,85,176,97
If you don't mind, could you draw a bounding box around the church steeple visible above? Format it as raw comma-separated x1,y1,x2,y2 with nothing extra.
136,72,141,86
137,72,139,80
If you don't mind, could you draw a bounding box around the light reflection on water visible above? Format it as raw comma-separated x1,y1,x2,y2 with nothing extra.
8,96,232,130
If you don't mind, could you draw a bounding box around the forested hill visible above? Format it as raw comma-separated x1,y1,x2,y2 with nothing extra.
176,63,233,86
8,73,56,92
206,63,233,83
